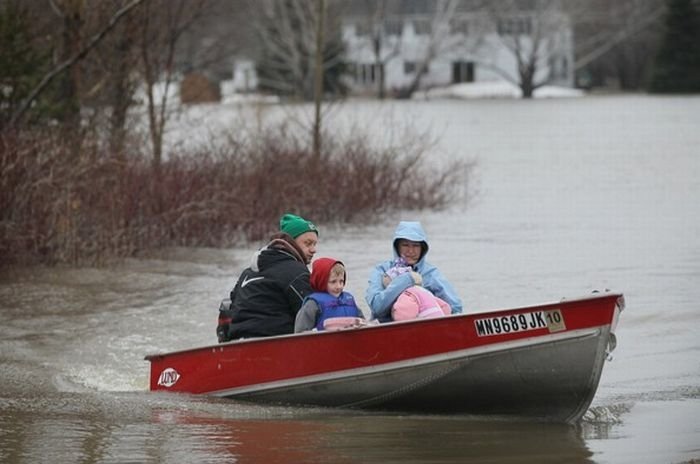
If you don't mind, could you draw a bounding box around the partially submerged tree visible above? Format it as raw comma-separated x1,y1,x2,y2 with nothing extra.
479,0,573,98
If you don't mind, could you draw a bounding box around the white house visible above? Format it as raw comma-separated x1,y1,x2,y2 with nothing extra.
340,1,575,96
231,58,258,93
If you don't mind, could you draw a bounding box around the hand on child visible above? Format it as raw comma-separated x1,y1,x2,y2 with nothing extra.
382,273,391,288
410,271,423,286
383,270,422,287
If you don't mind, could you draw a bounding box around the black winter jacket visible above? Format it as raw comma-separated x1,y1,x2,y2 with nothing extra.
225,234,312,340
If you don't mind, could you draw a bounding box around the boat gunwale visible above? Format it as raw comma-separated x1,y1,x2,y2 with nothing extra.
144,292,623,361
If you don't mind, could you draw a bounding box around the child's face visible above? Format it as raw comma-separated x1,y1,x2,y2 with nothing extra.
326,274,345,297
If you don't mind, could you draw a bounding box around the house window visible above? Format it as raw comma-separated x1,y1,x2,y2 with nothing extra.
497,17,532,35
450,18,469,35
384,19,403,36
548,56,568,80
404,61,416,74
452,61,474,83
402,0,432,14
355,63,381,84
356,21,370,36
404,61,428,74
413,19,431,35
561,56,568,77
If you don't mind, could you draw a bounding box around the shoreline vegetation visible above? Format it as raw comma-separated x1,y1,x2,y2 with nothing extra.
0,123,471,268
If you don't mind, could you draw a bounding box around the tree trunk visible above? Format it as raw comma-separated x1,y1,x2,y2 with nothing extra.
59,2,83,133
109,27,133,159
312,0,325,165
378,64,386,99
8,0,143,128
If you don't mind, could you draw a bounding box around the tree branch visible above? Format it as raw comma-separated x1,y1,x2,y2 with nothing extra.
9,0,144,127
574,5,664,70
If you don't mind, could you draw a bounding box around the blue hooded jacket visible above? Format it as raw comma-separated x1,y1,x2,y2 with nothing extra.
365,221,464,322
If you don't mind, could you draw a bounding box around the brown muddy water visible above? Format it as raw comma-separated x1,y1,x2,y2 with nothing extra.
1,95,699,463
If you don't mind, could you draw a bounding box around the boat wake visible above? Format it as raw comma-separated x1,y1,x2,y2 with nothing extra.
581,403,631,424
579,403,632,440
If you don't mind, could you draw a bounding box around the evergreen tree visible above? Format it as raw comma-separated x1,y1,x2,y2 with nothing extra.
649,0,700,93
0,3,51,128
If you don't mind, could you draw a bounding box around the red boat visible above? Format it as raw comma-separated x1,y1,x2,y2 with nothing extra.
146,292,624,423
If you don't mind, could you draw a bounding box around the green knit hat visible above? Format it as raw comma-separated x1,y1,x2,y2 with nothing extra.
279,213,318,238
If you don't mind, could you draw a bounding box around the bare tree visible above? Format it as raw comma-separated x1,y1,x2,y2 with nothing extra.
52,0,84,131
397,0,461,98
478,0,572,98
251,0,346,158
480,0,665,96
571,0,665,89
177,0,255,79
312,0,326,163
252,0,346,100
252,0,318,99
136,0,208,172
86,0,144,158
363,0,403,99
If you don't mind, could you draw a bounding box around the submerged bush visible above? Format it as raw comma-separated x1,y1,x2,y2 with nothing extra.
0,125,471,267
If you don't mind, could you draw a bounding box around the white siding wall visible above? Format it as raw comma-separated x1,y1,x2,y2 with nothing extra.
342,10,574,94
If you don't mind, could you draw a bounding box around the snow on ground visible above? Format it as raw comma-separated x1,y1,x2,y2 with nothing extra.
220,80,280,105
414,81,585,100
137,78,583,110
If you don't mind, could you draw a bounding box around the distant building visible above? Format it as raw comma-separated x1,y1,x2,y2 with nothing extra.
340,1,574,96
231,58,258,93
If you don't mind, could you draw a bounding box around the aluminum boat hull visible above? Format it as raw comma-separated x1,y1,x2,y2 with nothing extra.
146,292,624,423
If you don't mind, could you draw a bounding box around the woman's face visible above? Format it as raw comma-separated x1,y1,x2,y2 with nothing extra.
295,231,318,264
397,239,422,266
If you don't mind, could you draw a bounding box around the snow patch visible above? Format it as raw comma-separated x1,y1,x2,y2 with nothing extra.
415,81,585,100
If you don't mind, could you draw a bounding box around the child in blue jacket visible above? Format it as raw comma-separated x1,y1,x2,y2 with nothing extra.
295,257,365,332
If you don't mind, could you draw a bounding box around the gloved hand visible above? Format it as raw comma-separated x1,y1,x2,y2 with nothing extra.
217,299,234,343
410,271,423,286
382,273,391,288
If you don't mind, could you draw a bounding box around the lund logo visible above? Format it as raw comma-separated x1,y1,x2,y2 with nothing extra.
157,368,180,387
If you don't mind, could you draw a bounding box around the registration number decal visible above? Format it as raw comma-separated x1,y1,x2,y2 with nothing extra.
474,309,566,337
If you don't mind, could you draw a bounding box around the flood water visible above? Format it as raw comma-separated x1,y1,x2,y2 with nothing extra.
1,95,699,463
